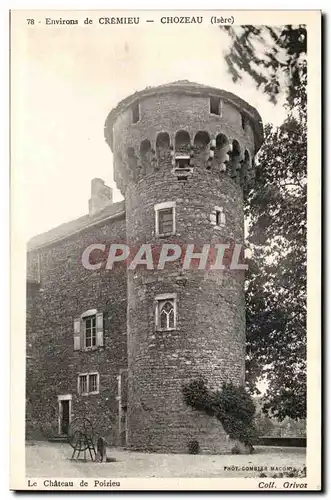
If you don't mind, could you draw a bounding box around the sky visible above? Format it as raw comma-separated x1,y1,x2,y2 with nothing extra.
12,14,288,242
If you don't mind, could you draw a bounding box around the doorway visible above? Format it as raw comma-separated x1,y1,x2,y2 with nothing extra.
58,395,72,435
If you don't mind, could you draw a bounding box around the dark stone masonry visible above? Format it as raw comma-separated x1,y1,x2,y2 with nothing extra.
26,81,263,453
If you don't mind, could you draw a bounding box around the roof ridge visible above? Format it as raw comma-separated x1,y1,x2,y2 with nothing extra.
27,200,125,251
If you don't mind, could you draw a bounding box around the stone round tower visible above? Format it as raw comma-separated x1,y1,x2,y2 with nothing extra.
104,81,263,454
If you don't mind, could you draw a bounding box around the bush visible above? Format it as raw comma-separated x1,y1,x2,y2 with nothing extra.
183,378,257,447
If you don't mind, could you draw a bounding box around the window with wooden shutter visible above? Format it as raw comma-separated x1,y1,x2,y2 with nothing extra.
73,318,81,350
96,312,104,347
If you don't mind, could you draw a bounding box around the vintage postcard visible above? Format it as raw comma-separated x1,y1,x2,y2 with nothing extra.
10,9,321,491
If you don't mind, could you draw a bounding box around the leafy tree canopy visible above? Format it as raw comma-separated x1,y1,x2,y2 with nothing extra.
245,94,306,420
222,25,307,105
223,25,307,420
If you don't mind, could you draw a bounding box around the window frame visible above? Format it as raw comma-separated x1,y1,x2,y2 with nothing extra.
88,373,99,395
82,314,97,350
175,155,190,169
241,112,246,130
173,155,193,180
154,201,176,237
211,206,226,229
155,293,177,331
78,374,88,396
78,372,100,396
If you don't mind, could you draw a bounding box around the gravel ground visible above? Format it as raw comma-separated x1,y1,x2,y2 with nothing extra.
25,441,306,478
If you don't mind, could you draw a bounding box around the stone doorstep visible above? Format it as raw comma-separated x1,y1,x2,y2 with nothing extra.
48,435,68,443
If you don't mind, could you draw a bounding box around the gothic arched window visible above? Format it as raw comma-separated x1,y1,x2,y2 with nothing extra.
155,293,177,330
160,301,174,329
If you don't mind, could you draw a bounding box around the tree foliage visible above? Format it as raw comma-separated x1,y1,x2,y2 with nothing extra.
245,82,307,420
222,25,307,105
222,25,307,420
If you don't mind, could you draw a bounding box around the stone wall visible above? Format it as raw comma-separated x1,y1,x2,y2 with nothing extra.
26,82,262,454
26,216,127,444
125,159,247,452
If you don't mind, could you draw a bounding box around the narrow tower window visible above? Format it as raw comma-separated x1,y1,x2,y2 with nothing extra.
155,293,177,331
210,206,226,228
210,96,221,115
84,315,96,348
154,201,176,237
159,209,174,234
241,113,247,130
160,301,175,329
175,156,190,169
132,102,140,123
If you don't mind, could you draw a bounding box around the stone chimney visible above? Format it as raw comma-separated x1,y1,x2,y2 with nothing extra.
88,178,113,215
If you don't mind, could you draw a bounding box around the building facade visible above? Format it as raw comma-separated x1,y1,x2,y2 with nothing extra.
26,81,263,454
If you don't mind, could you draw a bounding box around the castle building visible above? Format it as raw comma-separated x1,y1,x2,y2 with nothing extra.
26,81,263,454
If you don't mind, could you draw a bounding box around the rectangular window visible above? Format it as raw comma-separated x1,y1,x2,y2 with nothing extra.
74,310,104,351
173,155,193,180
155,293,177,331
210,96,221,115
78,373,99,395
154,201,176,237
211,206,226,228
84,315,96,348
132,102,140,123
176,157,190,169
159,208,174,235
241,113,246,130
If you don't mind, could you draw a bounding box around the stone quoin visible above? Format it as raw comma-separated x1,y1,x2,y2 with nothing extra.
26,80,263,454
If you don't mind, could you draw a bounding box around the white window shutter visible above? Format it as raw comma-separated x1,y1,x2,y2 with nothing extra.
73,318,81,350
96,312,104,347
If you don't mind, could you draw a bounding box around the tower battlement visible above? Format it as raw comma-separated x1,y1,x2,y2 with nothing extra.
104,81,263,195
